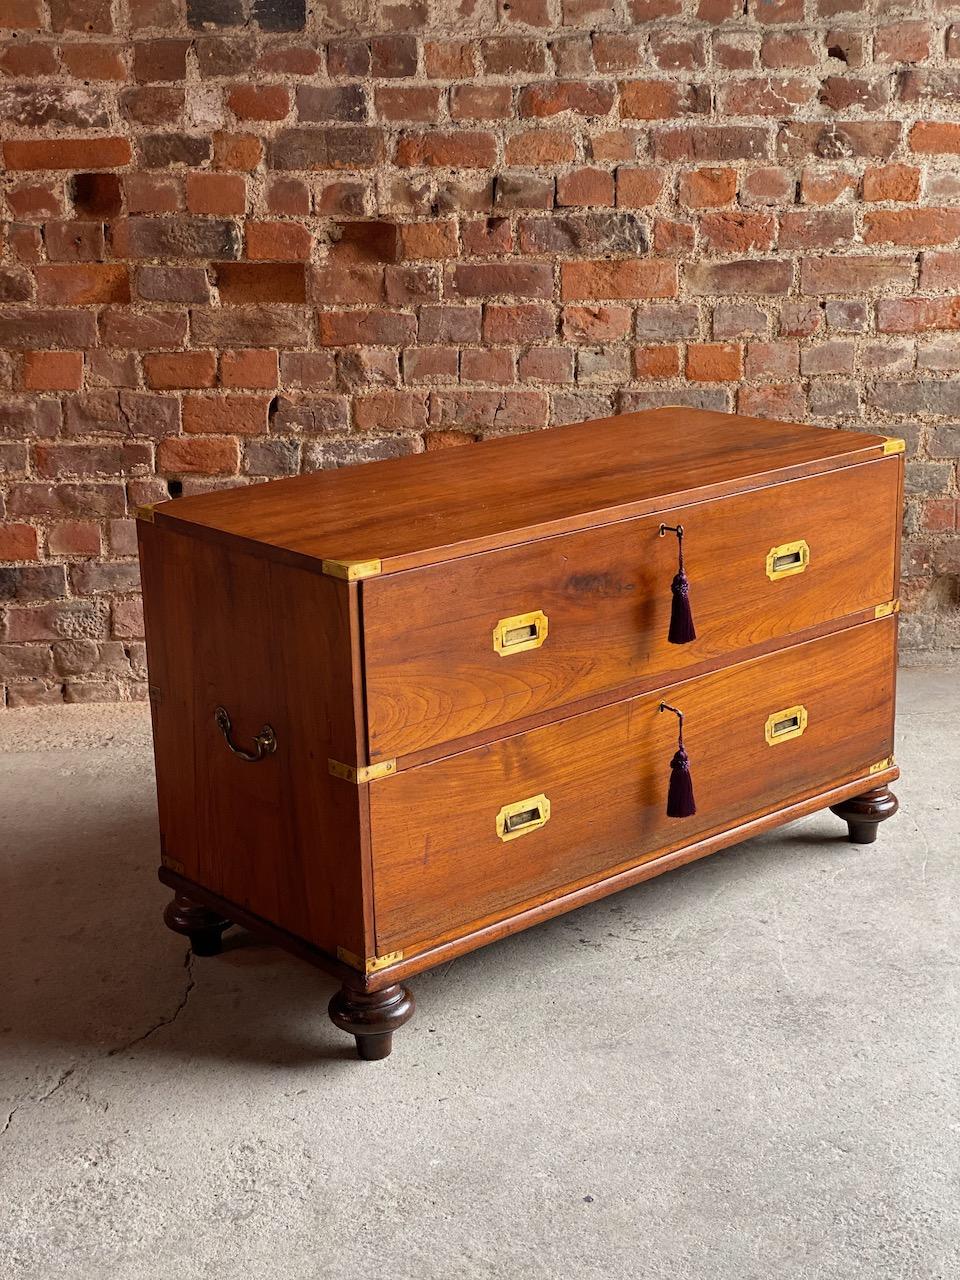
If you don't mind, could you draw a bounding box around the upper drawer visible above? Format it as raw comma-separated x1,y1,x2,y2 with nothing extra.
362,457,900,762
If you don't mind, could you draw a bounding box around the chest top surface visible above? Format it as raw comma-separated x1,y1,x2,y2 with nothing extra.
149,407,894,575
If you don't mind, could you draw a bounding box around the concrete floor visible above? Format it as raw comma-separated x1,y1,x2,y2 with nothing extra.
0,670,958,1280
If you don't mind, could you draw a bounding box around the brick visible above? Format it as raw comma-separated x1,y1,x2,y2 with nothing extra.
3,137,131,170
741,168,794,206
819,76,888,113
652,126,767,162
22,351,83,391
0,270,33,303
910,122,960,155
0,84,109,128
430,389,548,429
862,165,920,203
185,173,246,215
266,177,310,216
395,131,497,168
700,212,775,254
354,391,428,430
447,263,554,299
47,522,101,555
134,38,189,81
920,252,960,291
615,168,663,207
111,217,240,260
371,35,417,77
124,174,181,214
557,168,615,207
121,87,184,127
800,168,857,205
0,524,39,560
7,183,63,220
375,86,443,123
875,21,930,64
745,340,798,378
719,76,814,115
244,220,312,262
144,351,217,389
483,304,555,342
778,122,900,161
876,298,960,334
214,262,307,304
296,85,365,123
280,351,336,388
182,395,269,435
157,435,240,475
59,42,125,79
49,0,112,31
186,0,243,26
269,127,384,170
779,210,854,249
137,266,210,303
99,309,187,349
620,80,708,120
864,209,960,248
213,131,263,170
679,167,737,209
221,349,279,388
562,305,632,342
686,342,742,381
44,221,104,262
400,221,459,259
191,307,308,348
686,259,791,296
317,311,416,346
0,309,97,350
518,348,573,383
36,264,130,306
481,37,548,75
632,344,680,378
561,260,676,301
32,443,151,480
519,81,616,118
799,256,914,295
450,84,512,121
505,129,575,165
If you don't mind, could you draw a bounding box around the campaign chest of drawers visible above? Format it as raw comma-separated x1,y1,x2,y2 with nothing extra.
137,407,903,1060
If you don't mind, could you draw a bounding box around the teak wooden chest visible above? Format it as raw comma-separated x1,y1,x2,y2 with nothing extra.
137,407,903,1060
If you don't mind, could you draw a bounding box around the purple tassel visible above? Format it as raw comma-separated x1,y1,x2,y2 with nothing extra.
660,702,697,819
664,524,696,645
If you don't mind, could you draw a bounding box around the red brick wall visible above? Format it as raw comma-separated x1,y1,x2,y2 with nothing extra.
1,0,959,705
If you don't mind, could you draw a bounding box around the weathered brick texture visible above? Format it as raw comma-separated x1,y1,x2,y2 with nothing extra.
1,0,959,705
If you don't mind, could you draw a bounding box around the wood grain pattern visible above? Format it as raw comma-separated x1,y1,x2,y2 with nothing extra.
138,520,373,957
363,457,900,760
148,408,892,575
369,617,897,955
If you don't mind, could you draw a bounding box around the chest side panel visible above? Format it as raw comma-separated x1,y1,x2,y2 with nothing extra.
369,617,896,956
363,458,900,762
138,521,371,956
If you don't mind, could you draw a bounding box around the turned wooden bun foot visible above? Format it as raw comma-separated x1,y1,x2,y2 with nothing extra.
163,893,231,956
830,784,899,845
328,982,415,1060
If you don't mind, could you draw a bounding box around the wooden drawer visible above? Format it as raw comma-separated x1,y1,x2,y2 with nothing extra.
362,457,899,762
369,617,896,955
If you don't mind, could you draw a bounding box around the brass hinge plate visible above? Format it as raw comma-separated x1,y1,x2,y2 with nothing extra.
160,853,185,873
869,756,895,774
328,757,397,784
321,558,382,581
882,437,906,456
337,946,404,975
875,599,901,619
134,504,156,522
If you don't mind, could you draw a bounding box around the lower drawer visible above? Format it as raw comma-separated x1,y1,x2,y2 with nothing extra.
369,618,896,954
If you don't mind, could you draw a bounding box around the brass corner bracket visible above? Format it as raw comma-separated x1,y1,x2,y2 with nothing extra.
134,504,156,523
869,756,895,774
882,437,906,456
875,600,901,619
321,558,382,581
337,946,404,975
328,757,397,784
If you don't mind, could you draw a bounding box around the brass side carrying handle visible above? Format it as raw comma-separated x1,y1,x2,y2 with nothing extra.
493,609,548,656
214,705,277,762
496,793,551,842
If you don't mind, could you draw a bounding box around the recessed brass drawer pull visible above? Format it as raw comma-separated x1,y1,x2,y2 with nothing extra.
493,609,548,656
496,793,551,842
764,704,808,745
766,539,810,581
214,705,277,762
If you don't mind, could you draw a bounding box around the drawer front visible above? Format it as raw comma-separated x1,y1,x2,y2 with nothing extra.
369,618,896,955
362,457,900,761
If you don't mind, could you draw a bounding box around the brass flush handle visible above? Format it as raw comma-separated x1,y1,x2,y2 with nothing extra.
493,609,549,656
764,704,808,746
214,705,277,762
766,539,810,581
496,793,551,842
